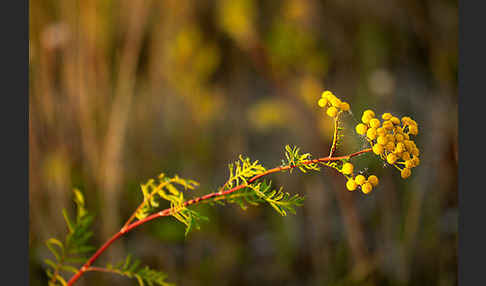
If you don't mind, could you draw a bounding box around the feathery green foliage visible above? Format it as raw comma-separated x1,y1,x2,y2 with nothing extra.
283,145,320,173
45,189,95,286
105,255,173,286
135,173,207,235
226,155,266,188
214,180,305,216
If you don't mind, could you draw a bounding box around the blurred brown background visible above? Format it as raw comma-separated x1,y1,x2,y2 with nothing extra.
29,0,458,285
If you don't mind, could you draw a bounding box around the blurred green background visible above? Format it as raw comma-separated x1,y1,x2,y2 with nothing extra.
29,0,457,285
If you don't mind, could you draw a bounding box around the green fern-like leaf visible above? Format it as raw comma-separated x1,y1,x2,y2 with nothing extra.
215,180,304,216
226,155,266,188
105,255,174,286
135,174,207,235
283,145,320,173
45,189,95,286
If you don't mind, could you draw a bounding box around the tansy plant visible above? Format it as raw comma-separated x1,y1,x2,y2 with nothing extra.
44,90,420,286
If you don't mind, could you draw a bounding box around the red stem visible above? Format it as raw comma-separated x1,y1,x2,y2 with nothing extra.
66,148,372,285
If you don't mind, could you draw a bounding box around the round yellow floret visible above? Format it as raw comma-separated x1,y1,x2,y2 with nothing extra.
363,110,375,118
386,153,398,164
411,147,420,157
377,135,387,145
401,152,411,161
382,113,392,120
409,125,418,135
340,102,350,111
369,118,381,128
401,168,412,179
405,160,414,169
361,182,373,194
386,141,395,152
355,123,368,135
390,117,401,125
368,175,379,187
318,98,328,107
366,128,377,140
386,134,395,143
412,157,420,166
395,142,405,153
404,140,413,150
383,121,394,130
376,127,386,136
372,144,384,155
362,114,373,124
346,179,358,191
342,163,354,175
322,91,333,99
330,97,342,107
355,175,366,185
401,116,412,125
326,106,339,117
395,134,404,142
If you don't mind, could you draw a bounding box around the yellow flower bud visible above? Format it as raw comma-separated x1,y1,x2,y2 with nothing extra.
401,116,412,125
368,175,379,187
330,97,342,108
346,179,358,191
395,142,405,153
391,117,401,125
386,141,395,152
362,114,373,124
401,168,412,179
376,127,386,136
387,153,398,164
342,163,354,175
326,106,339,117
405,160,414,169
412,156,420,166
401,152,411,161
367,128,377,140
383,121,394,130
409,125,418,135
355,123,368,135
377,135,387,145
395,134,404,142
361,182,373,194
355,175,366,185
411,147,420,156
322,91,333,99
318,98,328,107
382,113,392,120
363,110,375,118
369,118,381,128
340,102,350,111
372,144,384,155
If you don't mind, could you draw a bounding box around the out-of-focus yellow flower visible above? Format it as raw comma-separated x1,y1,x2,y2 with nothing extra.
326,106,339,117
367,128,377,140
342,163,354,175
368,175,379,187
346,179,358,191
361,182,373,194
372,144,384,155
356,123,368,135
369,118,381,128
355,175,366,185
401,168,412,179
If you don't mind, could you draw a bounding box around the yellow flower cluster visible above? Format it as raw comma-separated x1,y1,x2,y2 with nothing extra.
340,162,379,194
355,110,420,179
317,90,350,118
